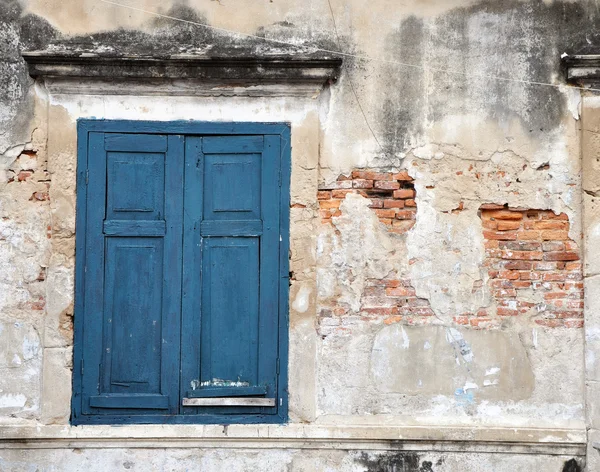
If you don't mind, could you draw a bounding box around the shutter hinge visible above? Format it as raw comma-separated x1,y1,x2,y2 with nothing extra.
278,169,282,187
85,170,89,185
276,357,280,375
80,359,84,376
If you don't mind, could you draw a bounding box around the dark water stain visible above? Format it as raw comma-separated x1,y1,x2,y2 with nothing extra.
0,1,58,154
562,458,582,472
356,452,443,472
377,0,600,158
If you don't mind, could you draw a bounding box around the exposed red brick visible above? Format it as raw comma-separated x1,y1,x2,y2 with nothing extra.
393,189,416,199
383,199,405,209
497,220,521,231
480,206,582,329
375,181,400,190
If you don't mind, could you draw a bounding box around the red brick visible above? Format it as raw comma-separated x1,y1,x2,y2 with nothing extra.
501,250,543,260
395,210,416,220
317,190,332,200
383,199,405,209
405,199,416,207
497,307,518,316
541,230,569,240
319,200,341,209
352,179,373,189
520,271,541,280
480,203,506,210
497,220,521,231
368,199,384,208
375,181,400,190
512,281,532,289
499,260,533,270
375,209,396,218
352,171,392,181
484,240,499,250
485,210,523,220
533,220,569,230
542,241,564,252
517,231,541,240
454,316,470,325
499,241,542,251
542,272,566,282
483,231,517,241
498,270,520,280
543,252,579,261
482,219,498,230
542,212,569,220
565,261,582,271
393,189,416,199
331,189,356,198
533,261,560,271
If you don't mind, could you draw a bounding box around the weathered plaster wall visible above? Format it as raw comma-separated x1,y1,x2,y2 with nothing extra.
0,0,598,469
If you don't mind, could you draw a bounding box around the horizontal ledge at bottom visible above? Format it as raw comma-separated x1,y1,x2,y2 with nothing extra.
0,438,585,456
0,424,586,455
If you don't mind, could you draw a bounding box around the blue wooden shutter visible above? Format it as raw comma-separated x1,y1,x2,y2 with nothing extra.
181,135,281,414
80,132,183,415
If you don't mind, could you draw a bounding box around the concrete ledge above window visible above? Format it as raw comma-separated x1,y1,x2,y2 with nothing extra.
21,51,343,97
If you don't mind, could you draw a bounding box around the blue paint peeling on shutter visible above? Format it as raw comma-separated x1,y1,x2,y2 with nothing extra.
72,121,289,425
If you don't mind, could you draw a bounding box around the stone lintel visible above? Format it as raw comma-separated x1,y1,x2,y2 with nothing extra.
21,51,343,97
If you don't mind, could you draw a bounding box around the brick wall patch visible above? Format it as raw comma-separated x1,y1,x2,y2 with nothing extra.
318,170,416,234
480,205,583,328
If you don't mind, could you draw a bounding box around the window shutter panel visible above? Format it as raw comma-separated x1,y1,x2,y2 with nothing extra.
181,135,281,414
81,132,183,415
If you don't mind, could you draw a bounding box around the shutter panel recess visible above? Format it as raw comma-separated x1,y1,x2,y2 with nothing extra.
181,135,281,413
81,132,183,415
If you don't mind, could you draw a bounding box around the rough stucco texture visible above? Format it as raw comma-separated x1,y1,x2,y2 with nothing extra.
0,0,597,468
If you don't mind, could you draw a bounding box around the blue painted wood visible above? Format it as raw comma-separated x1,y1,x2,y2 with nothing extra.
258,134,281,413
202,136,264,153
106,152,165,220
72,121,90,424
80,120,289,136
103,220,166,237
203,153,261,221
200,237,261,388
79,132,183,416
89,394,169,409
180,136,203,416
199,220,262,237
104,133,167,152
74,120,290,425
